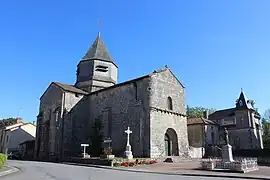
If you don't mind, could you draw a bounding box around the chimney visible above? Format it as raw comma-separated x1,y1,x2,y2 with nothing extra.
203,110,209,119
32,121,36,125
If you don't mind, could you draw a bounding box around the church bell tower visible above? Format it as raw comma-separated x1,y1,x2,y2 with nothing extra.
75,32,118,93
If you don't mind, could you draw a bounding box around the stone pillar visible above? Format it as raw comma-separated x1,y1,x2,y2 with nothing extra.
222,144,234,162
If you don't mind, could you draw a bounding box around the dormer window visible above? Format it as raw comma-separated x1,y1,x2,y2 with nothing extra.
167,96,173,110
239,100,243,106
95,65,108,72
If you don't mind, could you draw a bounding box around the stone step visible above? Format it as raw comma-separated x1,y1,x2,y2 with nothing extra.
157,156,198,163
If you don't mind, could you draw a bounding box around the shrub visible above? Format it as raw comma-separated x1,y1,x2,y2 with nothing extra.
0,153,7,168
149,160,157,164
140,160,146,164
128,162,136,166
113,162,121,167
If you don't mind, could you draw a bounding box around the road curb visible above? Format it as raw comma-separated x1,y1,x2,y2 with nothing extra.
0,166,20,177
63,162,269,180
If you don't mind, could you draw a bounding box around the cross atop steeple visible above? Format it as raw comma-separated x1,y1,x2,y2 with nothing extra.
98,19,102,36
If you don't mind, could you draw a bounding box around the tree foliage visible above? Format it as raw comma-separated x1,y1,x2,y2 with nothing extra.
89,118,103,156
262,109,270,148
0,118,19,128
186,106,216,118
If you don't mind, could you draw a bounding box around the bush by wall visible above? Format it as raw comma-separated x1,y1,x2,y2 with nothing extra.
0,153,8,168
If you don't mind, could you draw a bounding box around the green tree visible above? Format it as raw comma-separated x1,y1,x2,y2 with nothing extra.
0,118,19,128
89,118,103,156
186,106,215,118
247,100,255,107
262,109,270,148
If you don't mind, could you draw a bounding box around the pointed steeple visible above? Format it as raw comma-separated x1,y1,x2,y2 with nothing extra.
75,32,118,93
236,89,254,110
81,33,113,62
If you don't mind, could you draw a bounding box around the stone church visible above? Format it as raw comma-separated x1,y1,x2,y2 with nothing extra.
34,32,189,161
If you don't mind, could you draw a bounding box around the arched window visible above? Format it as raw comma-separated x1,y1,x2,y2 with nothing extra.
54,107,61,123
167,96,173,110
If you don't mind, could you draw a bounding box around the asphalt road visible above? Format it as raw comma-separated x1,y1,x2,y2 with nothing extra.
3,160,247,180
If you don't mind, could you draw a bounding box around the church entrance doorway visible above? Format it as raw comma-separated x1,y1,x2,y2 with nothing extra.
164,128,179,156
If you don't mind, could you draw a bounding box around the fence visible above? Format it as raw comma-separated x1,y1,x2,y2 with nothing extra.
201,157,258,172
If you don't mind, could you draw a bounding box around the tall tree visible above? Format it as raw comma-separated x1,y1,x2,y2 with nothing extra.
186,106,215,118
262,109,270,148
263,109,270,121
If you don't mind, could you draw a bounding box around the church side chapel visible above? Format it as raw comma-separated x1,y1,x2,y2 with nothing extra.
34,32,189,161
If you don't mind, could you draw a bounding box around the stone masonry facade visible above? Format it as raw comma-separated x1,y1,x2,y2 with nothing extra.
35,33,190,161
35,83,86,161
208,91,263,150
149,69,189,157
62,68,189,158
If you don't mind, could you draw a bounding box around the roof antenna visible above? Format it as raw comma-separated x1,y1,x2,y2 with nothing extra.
241,88,243,93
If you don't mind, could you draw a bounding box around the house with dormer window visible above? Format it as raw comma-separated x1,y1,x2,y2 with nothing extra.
208,90,263,150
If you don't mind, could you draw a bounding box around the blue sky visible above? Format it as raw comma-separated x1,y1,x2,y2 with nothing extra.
0,1,269,122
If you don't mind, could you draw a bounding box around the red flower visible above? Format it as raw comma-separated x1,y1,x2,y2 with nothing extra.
149,160,157,164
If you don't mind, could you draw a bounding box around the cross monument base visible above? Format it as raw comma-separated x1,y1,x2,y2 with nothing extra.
125,144,133,159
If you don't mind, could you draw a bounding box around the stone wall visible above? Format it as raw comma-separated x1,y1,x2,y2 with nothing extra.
63,96,90,157
64,92,84,111
150,110,188,157
149,69,189,158
149,69,186,114
36,84,63,160
189,147,204,158
68,76,151,157
218,110,263,150
204,124,219,146
214,110,263,150
188,124,203,147
36,83,85,161
63,68,189,159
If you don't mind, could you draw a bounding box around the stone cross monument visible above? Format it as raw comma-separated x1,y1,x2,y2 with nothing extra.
124,126,133,160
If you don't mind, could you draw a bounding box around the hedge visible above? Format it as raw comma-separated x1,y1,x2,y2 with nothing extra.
0,153,8,168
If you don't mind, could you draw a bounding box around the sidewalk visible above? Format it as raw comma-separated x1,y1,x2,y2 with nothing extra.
0,166,19,177
115,162,270,180
64,161,270,180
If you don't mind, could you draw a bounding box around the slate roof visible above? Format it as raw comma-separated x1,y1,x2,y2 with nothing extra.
187,117,218,125
81,32,113,62
53,82,88,95
87,66,184,96
236,91,254,110
208,90,260,121
208,108,236,120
